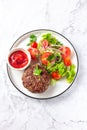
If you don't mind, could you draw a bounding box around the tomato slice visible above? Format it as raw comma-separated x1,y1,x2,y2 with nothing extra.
52,72,62,80
28,47,39,60
60,46,71,57
60,46,72,66
42,40,49,48
41,52,52,65
31,42,37,48
63,56,72,66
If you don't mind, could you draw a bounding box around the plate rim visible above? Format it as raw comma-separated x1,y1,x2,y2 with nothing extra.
6,29,79,100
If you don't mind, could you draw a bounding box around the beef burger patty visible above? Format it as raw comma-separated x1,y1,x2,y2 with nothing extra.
22,64,51,93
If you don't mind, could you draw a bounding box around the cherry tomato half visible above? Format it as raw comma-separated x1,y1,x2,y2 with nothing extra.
31,42,37,48
60,46,71,57
52,72,62,80
63,56,72,66
28,47,39,60
41,52,52,65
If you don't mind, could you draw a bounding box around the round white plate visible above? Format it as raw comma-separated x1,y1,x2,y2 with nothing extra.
7,29,79,99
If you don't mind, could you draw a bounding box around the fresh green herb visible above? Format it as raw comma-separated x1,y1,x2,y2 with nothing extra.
66,64,76,83
27,34,37,46
47,54,55,61
30,34,37,42
47,53,62,63
42,33,62,45
33,65,42,76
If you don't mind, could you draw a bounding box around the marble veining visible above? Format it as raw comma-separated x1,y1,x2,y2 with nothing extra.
0,0,87,130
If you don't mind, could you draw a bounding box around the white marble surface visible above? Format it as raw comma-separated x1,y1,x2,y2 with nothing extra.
0,0,87,130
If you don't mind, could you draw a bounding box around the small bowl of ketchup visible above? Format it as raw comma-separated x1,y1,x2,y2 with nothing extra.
8,48,31,70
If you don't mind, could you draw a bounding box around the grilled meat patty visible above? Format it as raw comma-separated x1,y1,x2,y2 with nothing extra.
22,64,51,93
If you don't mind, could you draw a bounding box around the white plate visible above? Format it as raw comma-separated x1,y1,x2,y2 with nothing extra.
7,29,79,99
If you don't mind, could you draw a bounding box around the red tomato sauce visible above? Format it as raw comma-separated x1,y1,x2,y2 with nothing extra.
9,50,28,68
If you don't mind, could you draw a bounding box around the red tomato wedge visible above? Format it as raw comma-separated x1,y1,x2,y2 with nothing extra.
28,47,39,60
31,42,37,48
63,56,72,66
42,40,49,48
52,72,62,80
60,46,71,57
41,52,52,65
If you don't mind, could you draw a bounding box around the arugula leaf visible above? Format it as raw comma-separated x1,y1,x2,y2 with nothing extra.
27,34,37,46
66,64,76,83
33,65,42,76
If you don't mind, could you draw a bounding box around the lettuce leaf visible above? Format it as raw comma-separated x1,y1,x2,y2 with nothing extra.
46,62,67,77
66,64,76,83
42,33,62,45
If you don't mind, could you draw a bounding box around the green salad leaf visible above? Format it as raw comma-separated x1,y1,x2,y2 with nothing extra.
33,65,42,76
47,54,55,61
46,62,67,77
27,34,37,46
26,32,76,84
66,64,76,83
47,53,62,63
56,62,67,76
42,33,62,45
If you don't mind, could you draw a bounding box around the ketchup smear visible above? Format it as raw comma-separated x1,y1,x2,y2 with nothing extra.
9,50,28,68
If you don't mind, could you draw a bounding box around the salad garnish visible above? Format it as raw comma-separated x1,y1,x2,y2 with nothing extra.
33,65,42,76
27,34,37,46
42,33,62,45
27,33,76,84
